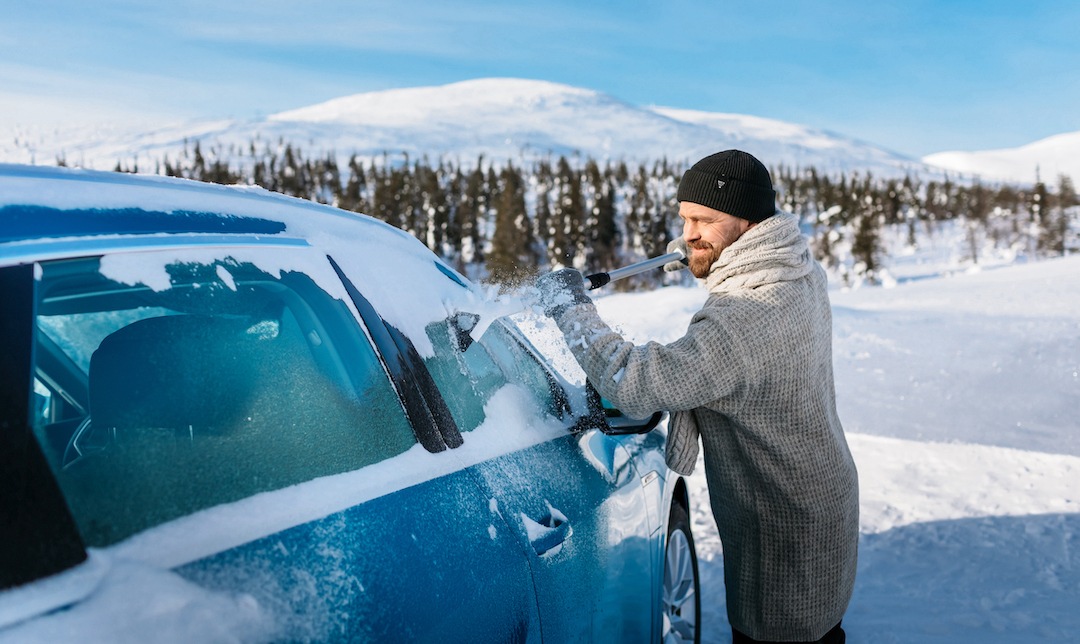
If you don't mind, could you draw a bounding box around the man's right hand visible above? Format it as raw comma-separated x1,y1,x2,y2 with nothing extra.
535,268,591,319
665,237,689,272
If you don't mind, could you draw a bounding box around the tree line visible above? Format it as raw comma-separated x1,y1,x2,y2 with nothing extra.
104,139,1078,289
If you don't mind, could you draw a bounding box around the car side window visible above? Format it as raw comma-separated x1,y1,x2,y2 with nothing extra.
423,318,563,432
480,323,561,411
30,253,416,547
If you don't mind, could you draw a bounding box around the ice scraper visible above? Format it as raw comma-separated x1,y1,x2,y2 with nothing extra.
450,249,688,349
583,248,687,289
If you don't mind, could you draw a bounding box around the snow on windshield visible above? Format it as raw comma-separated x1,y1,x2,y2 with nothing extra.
97,245,352,304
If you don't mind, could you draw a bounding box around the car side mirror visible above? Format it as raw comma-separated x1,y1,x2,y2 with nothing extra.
599,396,663,435
573,380,663,436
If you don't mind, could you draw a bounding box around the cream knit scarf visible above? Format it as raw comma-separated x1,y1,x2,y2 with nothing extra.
665,211,814,475
704,211,813,294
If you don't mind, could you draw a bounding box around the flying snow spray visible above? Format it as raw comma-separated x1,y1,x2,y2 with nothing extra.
460,249,689,344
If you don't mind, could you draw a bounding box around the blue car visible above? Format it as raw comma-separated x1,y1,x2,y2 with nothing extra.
0,164,700,643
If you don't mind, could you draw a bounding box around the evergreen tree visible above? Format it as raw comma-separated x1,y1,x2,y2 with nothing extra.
278,144,305,197
900,175,920,247
624,164,665,289
850,175,883,282
487,163,539,284
459,160,487,269
1039,175,1071,255
313,152,341,205
444,166,464,263
584,160,618,274
416,161,449,252
533,160,555,269
1059,174,1079,208
883,179,902,226
340,155,369,214
191,141,206,181
1058,174,1079,253
647,162,678,259
626,165,650,256
1030,178,1054,255
551,157,583,268
962,181,991,264
990,184,1021,248
371,158,407,229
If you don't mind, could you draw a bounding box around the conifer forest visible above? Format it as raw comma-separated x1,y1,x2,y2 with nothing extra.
104,139,1079,290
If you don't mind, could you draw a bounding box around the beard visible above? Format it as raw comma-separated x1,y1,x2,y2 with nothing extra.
688,241,723,278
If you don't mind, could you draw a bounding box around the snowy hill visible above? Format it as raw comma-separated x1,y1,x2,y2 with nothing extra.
4,78,931,177
923,129,1080,185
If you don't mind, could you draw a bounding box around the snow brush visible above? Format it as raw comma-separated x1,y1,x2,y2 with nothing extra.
449,249,688,350
584,248,687,290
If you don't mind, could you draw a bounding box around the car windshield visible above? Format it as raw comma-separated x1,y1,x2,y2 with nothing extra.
30,252,417,547
38,308,173,374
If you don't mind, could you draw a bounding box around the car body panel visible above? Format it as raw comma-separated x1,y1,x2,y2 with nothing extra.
466,431,655,641
0,164,690,642
174,471,542,643
3,470,544,643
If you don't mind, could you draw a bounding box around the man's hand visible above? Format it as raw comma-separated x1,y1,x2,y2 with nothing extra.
665,237,689,272
535,268,591,318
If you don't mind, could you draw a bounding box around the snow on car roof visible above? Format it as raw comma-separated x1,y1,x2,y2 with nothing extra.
0,164,494,358
0,163,399,240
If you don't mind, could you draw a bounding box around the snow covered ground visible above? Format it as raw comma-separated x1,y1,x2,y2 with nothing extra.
591,254,1080,643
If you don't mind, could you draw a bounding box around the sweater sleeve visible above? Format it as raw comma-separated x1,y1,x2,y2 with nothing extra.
553,298,749,419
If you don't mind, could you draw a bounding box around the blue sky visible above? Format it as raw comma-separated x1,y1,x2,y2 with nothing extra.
2,0,1078,158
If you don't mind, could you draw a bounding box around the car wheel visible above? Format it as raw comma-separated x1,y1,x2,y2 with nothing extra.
661,501,700,644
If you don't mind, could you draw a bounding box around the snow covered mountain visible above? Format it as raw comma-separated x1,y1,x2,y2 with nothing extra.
7,78,1075,186
4,78,932,177
923,129,1080,186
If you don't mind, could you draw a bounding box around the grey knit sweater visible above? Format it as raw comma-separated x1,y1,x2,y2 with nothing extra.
554,212,859,641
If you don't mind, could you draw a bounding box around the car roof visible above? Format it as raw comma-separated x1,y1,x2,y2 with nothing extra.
0,163,404,246
0,164,487,358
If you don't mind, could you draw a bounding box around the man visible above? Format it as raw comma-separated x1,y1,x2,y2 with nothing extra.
536,150,859,643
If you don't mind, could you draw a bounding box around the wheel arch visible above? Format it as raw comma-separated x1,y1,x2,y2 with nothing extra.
670,475,691,520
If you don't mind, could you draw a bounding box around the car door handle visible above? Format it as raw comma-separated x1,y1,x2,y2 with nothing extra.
520,503,572,557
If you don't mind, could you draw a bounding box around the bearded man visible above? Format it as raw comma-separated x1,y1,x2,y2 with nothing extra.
536,150,859,643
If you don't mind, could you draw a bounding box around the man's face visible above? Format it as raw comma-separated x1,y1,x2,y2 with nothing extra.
678,202,755,278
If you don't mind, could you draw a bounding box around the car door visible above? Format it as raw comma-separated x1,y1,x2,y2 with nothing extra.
3,244,541,643
417,314,657,642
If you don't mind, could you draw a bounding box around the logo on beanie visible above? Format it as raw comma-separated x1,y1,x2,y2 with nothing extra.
717,179,726,190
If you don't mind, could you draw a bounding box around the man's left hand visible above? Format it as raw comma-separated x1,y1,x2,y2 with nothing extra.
535,269,591,318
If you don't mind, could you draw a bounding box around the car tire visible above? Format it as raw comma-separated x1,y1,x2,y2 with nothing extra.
661,501,700,644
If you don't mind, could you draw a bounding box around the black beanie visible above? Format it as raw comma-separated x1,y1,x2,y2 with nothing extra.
677,150,776,223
